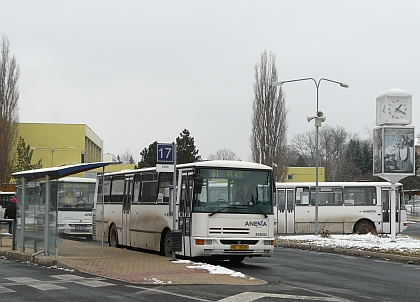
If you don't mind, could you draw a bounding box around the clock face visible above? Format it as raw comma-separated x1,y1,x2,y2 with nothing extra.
387,98,408,120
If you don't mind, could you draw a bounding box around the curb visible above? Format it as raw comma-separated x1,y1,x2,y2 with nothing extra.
276,242,420,264
0,249,59,267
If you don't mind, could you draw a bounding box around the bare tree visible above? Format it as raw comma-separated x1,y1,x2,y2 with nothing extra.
291,125,351,181
208,148,240,161
0,36,19,185
119,149,136,164
291,130,317,166
250,51,288,181
319,125,350,181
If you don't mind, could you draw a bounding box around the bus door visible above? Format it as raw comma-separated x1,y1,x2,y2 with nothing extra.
276,189,285,234
285,189,295,233
382,189,390,233
179,172,193,256
276,189,295,234
122,177,133,246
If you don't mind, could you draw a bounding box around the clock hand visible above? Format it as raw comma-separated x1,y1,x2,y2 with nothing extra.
395,104,402,112
397,109,406,114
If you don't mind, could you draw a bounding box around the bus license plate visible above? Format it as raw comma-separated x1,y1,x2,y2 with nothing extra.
230,245,249,251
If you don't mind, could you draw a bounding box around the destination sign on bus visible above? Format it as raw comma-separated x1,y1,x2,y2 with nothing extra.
62,183,89,189
210,170,244,179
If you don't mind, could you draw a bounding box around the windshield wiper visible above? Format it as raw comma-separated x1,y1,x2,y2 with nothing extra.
255,205,268,218
209,206,238,216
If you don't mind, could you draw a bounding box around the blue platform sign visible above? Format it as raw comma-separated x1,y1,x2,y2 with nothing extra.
157,143,174,163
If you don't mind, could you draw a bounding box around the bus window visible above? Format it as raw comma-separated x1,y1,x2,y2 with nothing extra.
344,187,376,206
133,174,141,204
158,172,173,203
310,187,342,206
277,189,285,210
140,173,158,203
295,187,309,205
110,176,125,203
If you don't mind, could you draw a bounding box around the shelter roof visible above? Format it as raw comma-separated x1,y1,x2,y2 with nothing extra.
12,162,121,180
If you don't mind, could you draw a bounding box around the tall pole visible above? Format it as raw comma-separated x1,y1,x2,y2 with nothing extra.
101,166,105,257
315,80,320,235
171,142,177,261
273,78,348,235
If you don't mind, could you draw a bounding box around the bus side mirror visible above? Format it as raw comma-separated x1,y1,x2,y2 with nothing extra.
193,175,203,194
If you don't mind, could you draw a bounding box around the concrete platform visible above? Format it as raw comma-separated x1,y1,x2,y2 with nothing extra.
0,231,265,285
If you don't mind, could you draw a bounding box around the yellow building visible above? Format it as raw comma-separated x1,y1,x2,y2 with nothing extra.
286,167,325,182
18,123,103,168
16,123,136,177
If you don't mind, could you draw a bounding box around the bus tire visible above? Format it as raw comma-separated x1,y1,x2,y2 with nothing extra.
161,230,171,257
354,220,375,235
109,224,119,247
229,256,245,264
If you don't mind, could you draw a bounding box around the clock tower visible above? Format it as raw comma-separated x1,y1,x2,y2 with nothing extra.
376,88,412,126
373,89,415,241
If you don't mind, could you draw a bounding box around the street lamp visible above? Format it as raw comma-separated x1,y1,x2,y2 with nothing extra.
31,146,73,167
272,78,349,235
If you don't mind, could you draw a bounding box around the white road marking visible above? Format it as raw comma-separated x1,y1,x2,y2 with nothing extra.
1,274,114,292
0,286,15,293
52,274,114,287
5,277,66,291
126,285,212,302
218,292,351,301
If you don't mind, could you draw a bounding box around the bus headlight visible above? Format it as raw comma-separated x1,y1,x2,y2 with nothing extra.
195,239,213,245
264,240,274,246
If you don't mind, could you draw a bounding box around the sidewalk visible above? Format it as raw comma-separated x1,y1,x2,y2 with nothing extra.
0,231,265,286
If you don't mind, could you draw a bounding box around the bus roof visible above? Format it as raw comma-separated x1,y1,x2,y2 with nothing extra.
101,160,272,177
276,181,402,188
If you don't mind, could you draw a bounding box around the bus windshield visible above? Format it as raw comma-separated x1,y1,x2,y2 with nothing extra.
193,168,273,215
41,181,95,210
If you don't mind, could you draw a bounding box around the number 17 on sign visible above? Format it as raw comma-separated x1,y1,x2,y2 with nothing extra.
157,143,174,163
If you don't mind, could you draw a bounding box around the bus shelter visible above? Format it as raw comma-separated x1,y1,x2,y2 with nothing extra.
12,162,119,257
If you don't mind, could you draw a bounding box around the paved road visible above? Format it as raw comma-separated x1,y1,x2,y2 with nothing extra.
233,247,420,301
0,256,351,302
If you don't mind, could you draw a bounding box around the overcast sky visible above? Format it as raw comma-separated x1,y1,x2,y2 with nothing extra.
1,1,419,162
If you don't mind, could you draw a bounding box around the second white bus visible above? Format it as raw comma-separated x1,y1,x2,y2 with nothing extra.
275,182,407,235
94,160,275,262
16,177,96,239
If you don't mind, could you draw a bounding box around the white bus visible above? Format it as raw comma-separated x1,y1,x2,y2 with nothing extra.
48,177,96,239
94,160,275,262
16,177,96,239
275,182,408,235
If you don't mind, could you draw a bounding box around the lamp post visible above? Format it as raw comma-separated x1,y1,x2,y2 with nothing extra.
272,78,348,235
31,146,73,167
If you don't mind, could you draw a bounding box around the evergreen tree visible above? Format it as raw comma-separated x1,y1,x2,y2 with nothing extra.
136,129,201,168
294,155,307,167
360,142,373,175
136,141,157,169
176,129,201,164
10,136,42,173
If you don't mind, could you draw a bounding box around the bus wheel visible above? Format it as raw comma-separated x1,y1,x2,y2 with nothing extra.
355,220,375,235
229,256,245,264
109,224,118,247
161,230,171,257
